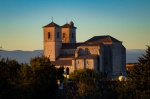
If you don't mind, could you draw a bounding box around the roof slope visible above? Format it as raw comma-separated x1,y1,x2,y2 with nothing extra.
84,35,121,45
57,54,75,59
62,43,82,49
43,22,60,28
76,55,98,59
62,23,76,28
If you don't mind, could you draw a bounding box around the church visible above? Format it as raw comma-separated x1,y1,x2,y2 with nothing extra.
43,21,126,78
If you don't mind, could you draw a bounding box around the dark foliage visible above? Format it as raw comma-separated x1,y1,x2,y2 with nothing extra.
61,69,118,99
0,56,64,98
117,46,150,99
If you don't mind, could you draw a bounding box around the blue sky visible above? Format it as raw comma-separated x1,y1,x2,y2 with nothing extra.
0,0,150,50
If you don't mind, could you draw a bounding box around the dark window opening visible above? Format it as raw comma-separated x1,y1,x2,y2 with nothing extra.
57,32,59,38
48,32,50,39
63,33,65,38
66,68,69,75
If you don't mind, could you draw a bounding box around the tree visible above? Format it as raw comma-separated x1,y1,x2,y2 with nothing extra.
70,69,98,97
18,63,33,86
138,46,150,64
117,46,150,98
56,66,64,83
68,69,115,98
29,56,64,98
0,58,22,98
0,56,65,98
130,46,150,89
30,56,58,98
0,58,21,86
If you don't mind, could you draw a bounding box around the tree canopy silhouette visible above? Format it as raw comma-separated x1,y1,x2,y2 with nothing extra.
0,56,64,98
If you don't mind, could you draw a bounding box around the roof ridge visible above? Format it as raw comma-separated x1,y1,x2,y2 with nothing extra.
43,22,60,28
109,36,121,42
94,35,110,37
84,35,121,44
61,23,76,28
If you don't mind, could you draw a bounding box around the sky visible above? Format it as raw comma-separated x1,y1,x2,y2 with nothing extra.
0,0,150,51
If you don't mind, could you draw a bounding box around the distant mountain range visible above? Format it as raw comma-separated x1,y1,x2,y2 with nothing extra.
0,49,146,64
0,50,43,64
126,49,145,63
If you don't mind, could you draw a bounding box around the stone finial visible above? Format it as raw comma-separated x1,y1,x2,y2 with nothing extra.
70,21,74,27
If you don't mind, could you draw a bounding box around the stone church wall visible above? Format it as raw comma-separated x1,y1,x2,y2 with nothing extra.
44,42,55,61
85,59,93,69
112,42,123,76
121,46,126,75
74,59,97,71
94,58,98,72
76,59,85,69
70,28,76,43
77,46,100,55
62,28,70,43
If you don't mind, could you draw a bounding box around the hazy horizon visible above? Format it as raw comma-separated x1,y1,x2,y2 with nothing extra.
0,48,147,52
0,49,146,63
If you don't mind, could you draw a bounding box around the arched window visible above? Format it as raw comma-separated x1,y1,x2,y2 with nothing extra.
57,32,59,38
63,33,65,39
66,67,69,75
48,32,50,39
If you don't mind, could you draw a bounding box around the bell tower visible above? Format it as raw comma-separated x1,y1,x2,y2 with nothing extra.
61,21,76,43
43,21,62,61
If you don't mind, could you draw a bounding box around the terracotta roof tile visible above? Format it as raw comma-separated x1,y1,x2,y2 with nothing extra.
83,35,121,45
76,55,98,59
57,54,75,59
62,23,76,28
43,22,60,28
62,43,82,49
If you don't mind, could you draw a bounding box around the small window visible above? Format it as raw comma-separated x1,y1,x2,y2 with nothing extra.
66,68,69,75
63,33,65,38
57,32,59,38
72,33,74,38
48,32,50,39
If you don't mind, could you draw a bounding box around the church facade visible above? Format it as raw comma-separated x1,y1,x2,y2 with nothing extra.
43,21,126,78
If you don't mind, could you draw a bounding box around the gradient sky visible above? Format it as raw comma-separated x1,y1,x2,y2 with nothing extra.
0,0,150,51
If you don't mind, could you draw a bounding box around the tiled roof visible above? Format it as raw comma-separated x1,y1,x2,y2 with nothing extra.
43,22,60,28
51,60,72,66
57,54,75,59
76,55,98,59
62,23,76,28
84,35,121,45
79,44,100,46
62,43,82,49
